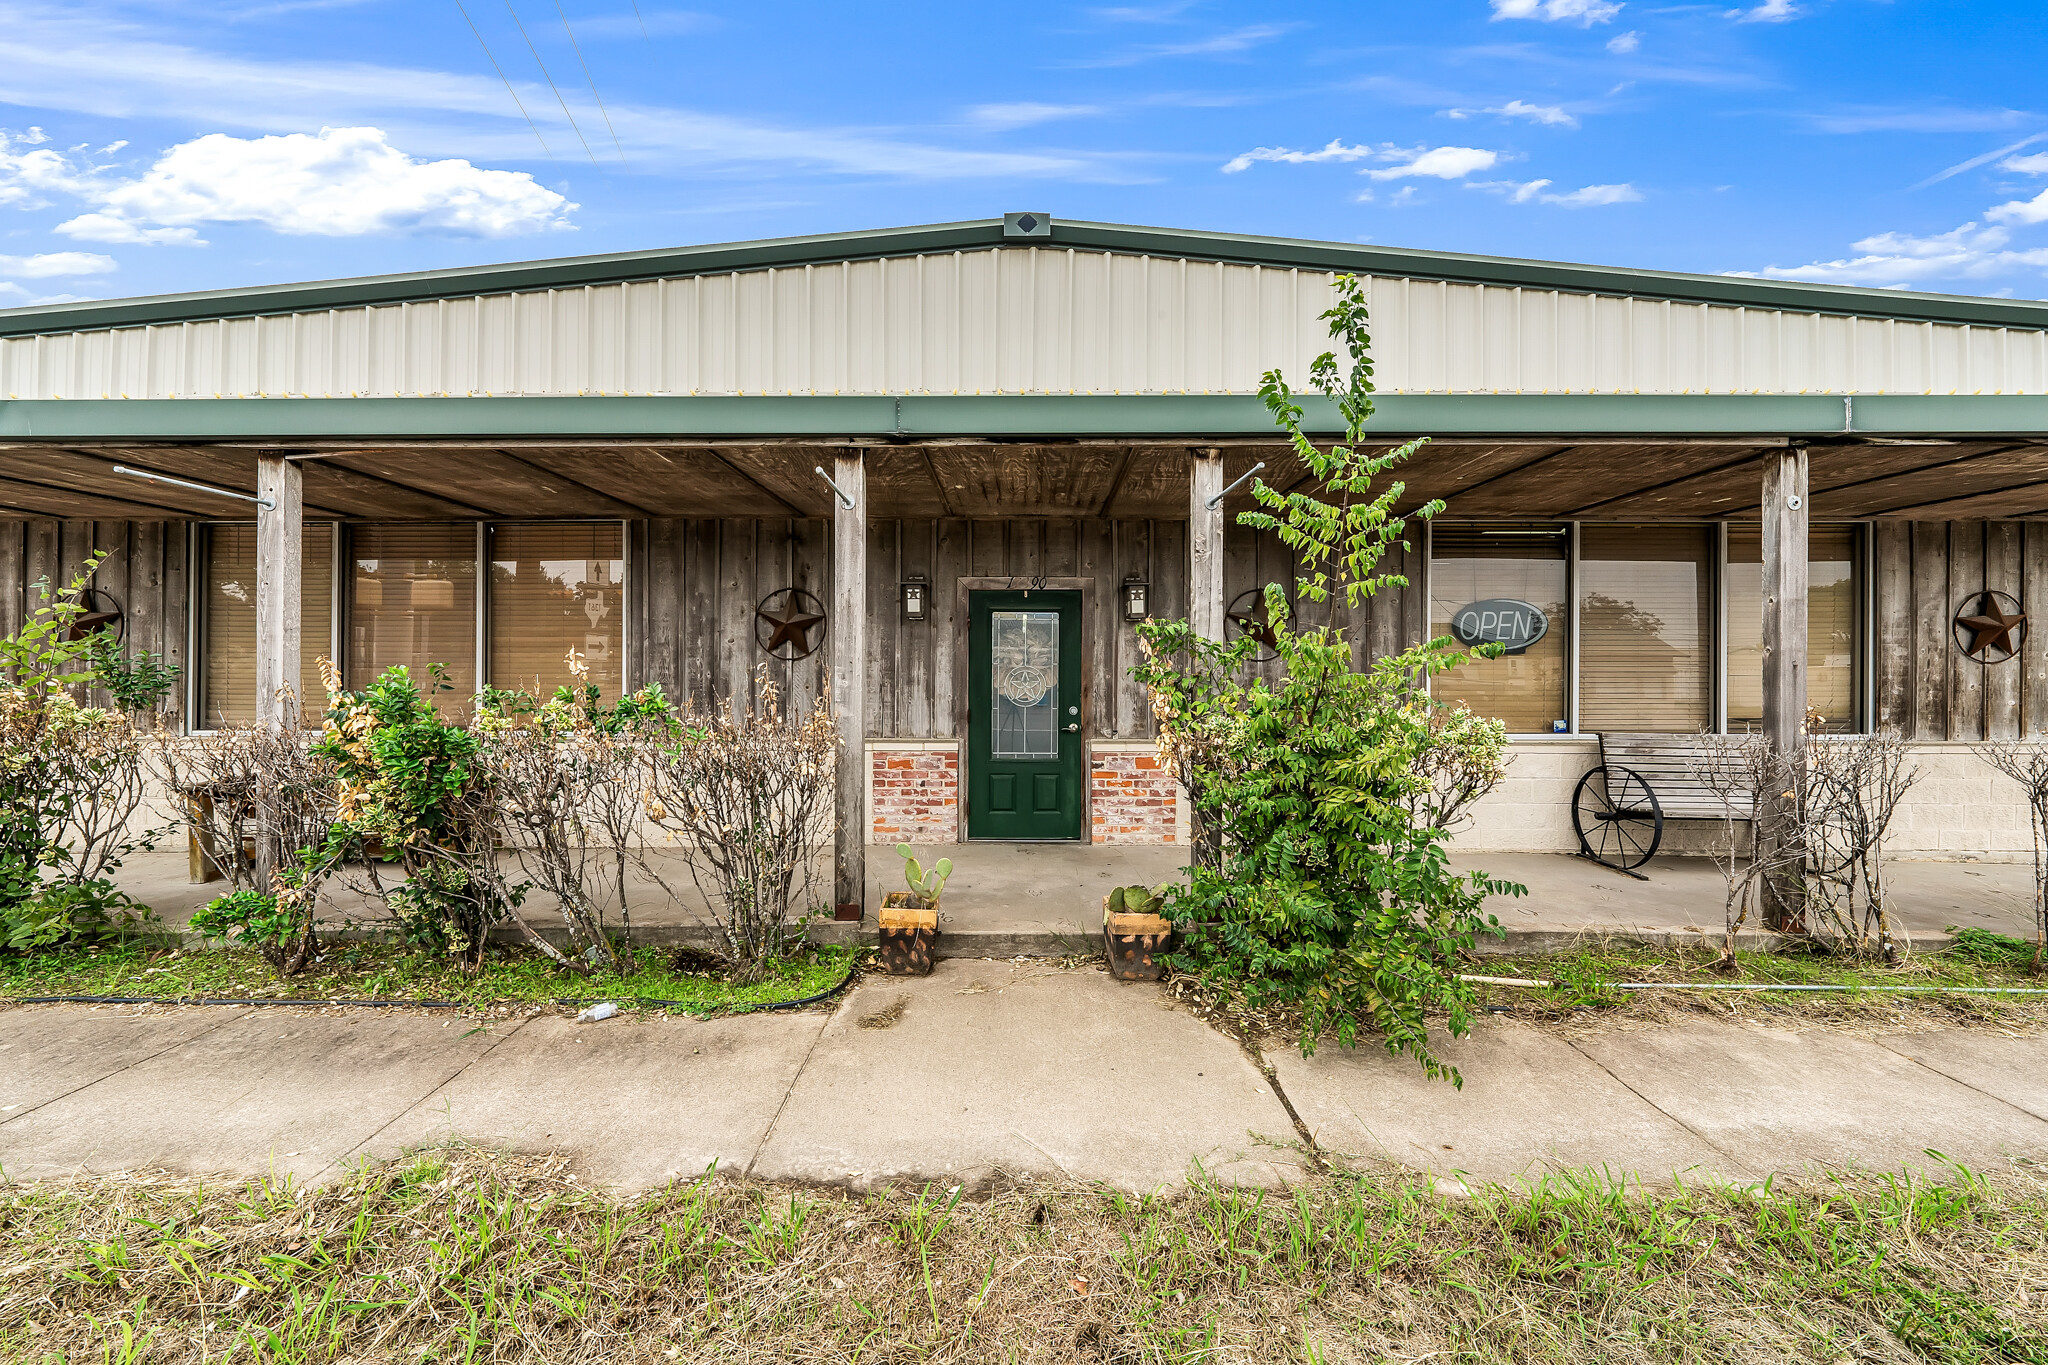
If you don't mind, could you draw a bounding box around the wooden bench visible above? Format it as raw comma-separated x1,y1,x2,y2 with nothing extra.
1573,732,1751,876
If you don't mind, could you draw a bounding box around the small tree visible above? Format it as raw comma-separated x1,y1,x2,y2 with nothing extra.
1974,737,2048,971
1135,275,1522,1084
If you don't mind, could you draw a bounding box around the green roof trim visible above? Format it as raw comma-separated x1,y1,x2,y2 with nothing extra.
3,392,2045,442
3,218,2046,339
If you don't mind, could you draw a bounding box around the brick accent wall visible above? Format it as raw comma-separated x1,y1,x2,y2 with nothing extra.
870,745,959,844
1090,745,1181,845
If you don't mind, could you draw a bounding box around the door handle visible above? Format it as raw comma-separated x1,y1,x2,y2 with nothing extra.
1063,723,1080,733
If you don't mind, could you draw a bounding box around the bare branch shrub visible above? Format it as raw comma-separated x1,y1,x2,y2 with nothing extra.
1801,730,1916,960
641,668,833,982
1689,730,1799,959
1975,737,2048,970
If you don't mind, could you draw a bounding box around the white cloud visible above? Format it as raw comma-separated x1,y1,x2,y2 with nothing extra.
969,102,1102,131
1479,178,1641,206
1221,139,1373,173
0,282,95,305
1068,22,1295,68
0,4,1106,183
570,9,716,38
1744,223,2048,286
1988,189,2048,227
1364,146,1500,181
53,213,204,245
1443,99,1577,128
1606,29,1640,52
11,127,576,242
1490,0,1623,26
2003,153,2048,176
0,249,116,277
1727,0,1796,19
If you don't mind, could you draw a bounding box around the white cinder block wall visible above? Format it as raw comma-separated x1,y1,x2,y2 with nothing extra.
1452,741,2038,862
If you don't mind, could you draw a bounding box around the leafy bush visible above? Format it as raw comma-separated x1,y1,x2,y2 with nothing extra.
1135,274,1522,1084
0,555,168,914
1,878,157,953
187,889,311,969
79,629,181,715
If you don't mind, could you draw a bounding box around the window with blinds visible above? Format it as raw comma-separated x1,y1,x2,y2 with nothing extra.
1727,526,1860,732
199,523,335,729
1428,525,1570,734
487,523,625,699
348,524,478,707
1579,526,1714,733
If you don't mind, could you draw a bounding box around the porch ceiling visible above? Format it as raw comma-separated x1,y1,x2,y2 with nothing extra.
1,436,2043,523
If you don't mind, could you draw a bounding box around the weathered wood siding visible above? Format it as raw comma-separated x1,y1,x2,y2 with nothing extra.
0,519,190,724
1875,519,2048,739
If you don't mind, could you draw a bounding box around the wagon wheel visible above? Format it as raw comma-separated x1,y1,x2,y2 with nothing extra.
1572,764,1664,874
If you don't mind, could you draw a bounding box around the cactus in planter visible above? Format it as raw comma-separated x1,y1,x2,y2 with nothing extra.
1104,881,1173,924
894,843,953,909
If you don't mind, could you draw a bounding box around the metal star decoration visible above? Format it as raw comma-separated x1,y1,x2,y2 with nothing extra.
755,589,828,659
1953,590,2027,663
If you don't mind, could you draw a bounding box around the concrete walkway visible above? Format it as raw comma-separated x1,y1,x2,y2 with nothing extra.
5,960,2046,1193
112,843,2039,958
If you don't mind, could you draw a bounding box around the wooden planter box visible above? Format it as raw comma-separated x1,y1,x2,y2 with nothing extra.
1104,909,1174,982
878,893,938,976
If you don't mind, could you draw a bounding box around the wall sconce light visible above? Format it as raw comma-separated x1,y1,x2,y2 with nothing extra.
901,574,929,622
1122,574,1149,622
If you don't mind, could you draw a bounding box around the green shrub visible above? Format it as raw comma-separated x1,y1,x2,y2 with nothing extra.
188,888,312,969
2,879,158,953
1134,275,1523,1085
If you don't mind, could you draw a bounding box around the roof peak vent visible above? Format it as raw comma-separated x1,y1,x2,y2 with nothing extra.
1003,212,1053,239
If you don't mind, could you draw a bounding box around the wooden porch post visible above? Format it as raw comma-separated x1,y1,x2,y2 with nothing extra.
254,454,303,730
1760,446,1809,933
832,450,867,917
1190,448,1225,641
254,453,303,892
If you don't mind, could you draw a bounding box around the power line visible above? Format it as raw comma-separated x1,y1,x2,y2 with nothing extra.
502,0,599,167
630,0,647,38
552,0,627,164
451,0,554,160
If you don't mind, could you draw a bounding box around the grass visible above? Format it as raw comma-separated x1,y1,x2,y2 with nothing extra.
1,1146,2043,1363
0,940,857,1014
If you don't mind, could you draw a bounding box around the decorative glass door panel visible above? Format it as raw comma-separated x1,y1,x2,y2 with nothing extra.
968,591,1083,839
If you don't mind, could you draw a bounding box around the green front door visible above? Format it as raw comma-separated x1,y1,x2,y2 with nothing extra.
967,590,1083,840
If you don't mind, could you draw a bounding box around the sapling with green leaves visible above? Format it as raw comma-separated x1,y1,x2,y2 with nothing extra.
1132,273,1523,1084
895,843,953,909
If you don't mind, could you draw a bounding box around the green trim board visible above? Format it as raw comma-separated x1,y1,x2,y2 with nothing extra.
4,392,2048,442
6,216,2048,338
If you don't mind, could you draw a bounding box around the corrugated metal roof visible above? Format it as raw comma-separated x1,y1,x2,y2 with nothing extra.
4,216,2047,339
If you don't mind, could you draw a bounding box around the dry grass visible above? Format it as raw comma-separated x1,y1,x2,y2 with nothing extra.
2,1145,2045,1363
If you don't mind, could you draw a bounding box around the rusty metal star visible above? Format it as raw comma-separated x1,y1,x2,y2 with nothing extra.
1959,598,2027,660
757,603,826,655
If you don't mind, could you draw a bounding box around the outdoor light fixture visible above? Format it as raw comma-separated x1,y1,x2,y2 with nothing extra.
1122,574,1150,621
901,574,929,622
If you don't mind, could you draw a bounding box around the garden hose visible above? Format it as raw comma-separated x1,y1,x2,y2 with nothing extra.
2,962,861,1016
1461,974,2048,996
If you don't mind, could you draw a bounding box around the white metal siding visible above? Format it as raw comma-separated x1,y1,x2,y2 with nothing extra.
6,246,2047,399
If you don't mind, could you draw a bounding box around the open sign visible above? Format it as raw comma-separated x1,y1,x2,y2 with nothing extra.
1451,598,1548,655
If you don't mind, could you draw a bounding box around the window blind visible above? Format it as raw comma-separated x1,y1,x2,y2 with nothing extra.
1727,526,1859,731
1579,526,1713,734
1428,525,1570,734
347,524,478,709
199,523,335,728
487,522,625,699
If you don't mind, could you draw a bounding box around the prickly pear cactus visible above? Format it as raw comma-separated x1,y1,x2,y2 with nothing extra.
894,843,953,908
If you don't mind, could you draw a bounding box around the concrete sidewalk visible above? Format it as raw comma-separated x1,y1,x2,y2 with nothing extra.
110,843,2040,959
6,960,2046,1194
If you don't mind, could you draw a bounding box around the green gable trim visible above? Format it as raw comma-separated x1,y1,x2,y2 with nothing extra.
4,392,2046,442
5,217,2047,339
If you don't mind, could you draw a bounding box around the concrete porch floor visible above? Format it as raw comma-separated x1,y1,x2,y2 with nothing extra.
104,841,2037,957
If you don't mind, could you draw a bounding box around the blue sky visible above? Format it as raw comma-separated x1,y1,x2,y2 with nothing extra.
2,0,2045,307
